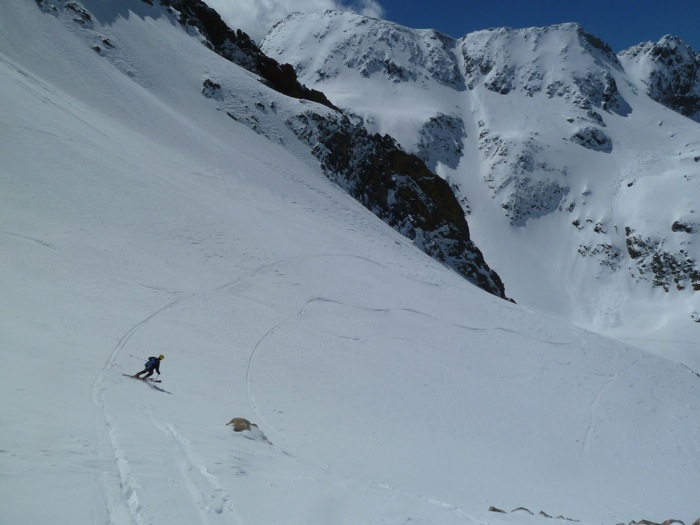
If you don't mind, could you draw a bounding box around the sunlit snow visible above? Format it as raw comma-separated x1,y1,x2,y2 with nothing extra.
1,2,699,524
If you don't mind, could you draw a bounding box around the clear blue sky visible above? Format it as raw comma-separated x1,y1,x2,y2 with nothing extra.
375,0,700,52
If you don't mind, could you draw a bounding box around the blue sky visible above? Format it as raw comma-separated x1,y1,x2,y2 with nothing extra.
209,0,700,52
376,0,700,52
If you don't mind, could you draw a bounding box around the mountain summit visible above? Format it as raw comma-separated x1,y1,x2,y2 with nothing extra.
620,35,700,120
262,10,700,364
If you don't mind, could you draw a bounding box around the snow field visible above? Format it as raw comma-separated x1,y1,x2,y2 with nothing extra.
1,2,699,524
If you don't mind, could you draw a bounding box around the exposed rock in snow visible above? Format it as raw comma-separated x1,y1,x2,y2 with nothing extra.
578,243,623,275
201,78,223,100
477,127,569,226
625,227,700,291
672,219,696,233
226,418,271,443
416,113,466,170
570,126,613,152
226,417,255,432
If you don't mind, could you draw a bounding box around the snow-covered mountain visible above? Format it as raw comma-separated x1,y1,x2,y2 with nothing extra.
134,0,508,299
261,11,700,366
620,36,700,120
2,2,700,524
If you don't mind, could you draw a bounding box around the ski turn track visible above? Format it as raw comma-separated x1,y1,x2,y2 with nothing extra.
91,293,199,524
93,398,242,525
580,340,643,457
92,255,491,524
89,258,314,524
140,403,243,524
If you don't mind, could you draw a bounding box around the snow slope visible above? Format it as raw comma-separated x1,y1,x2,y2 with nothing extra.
1,2,699,524
261,11,700,370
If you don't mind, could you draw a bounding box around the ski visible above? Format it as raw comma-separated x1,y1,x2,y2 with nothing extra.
122,373,161,383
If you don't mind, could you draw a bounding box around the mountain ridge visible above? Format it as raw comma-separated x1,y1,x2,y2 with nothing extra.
261,10,700,365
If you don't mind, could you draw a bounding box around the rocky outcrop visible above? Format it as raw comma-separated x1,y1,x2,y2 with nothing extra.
623,519,689,525
153,0,338,110
488,505,578,521
672,219,696,233
226,418,270,443
571,126,613,152
625,227,700,291
226,417,255,432
416,113,466,170
578,243,622,272
287,111,509,299
477,125,569,226
488,507,696,525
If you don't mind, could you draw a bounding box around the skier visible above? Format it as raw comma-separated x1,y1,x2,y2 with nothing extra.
132,354,164,379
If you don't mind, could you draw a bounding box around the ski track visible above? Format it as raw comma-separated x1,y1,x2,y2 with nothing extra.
246,293,573,424
243,297,552,525
91,281,244,522
105,406,149,525
581,341,643,457
139,403,243,524
92,292,199,524
0,229,54,248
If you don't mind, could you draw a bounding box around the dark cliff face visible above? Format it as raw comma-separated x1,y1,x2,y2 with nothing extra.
154,0,338,111
287,112,510,300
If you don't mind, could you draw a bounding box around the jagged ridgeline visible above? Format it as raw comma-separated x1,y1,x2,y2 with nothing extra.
61,0,505,299
260,10,700,311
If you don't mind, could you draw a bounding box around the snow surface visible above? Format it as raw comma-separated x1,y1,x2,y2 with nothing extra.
1,2,699,524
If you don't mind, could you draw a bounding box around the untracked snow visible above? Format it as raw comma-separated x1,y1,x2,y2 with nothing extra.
1,2,699,525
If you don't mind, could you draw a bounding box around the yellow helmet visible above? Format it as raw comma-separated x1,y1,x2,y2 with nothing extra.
159,354,165,360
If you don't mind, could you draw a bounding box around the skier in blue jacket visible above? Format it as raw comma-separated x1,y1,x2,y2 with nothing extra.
132,354,164,379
